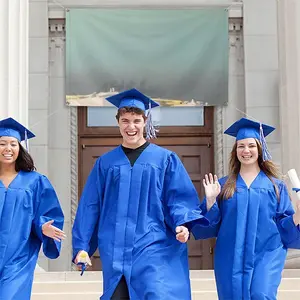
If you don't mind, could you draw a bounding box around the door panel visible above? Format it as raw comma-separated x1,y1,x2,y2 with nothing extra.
154,138,214,269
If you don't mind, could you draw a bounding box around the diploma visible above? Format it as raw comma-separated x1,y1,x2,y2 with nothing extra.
287,169,300,200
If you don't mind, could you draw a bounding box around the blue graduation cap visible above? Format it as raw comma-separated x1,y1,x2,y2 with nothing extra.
0,117,35,148
224,118,275,161
106,88,159,111
106,88,160,139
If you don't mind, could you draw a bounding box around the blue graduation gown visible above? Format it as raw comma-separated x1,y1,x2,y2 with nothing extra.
0,171,64,300
72,144,210,300
192,171,300,300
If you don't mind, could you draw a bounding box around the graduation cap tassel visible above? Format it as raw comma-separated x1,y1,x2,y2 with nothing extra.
259,123,272,161
146,101,158,140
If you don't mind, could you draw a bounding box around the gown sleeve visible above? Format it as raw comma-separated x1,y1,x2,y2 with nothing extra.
162,152,212,233
190,198,221,240
33,175,64,259
276,182,300,249
72,158,103,260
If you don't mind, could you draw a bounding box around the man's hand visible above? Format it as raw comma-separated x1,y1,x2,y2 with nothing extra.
75,250,92,271
175,226,189,243
42,220,66,242
293,201,300,226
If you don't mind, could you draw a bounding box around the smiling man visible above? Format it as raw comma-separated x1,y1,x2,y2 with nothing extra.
72,88,214,300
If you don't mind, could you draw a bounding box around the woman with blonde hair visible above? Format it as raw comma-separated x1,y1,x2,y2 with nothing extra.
192,118,300,300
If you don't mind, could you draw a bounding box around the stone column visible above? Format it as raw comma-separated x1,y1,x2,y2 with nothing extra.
0,0,29,126
0,0,9,116
243,0,281,164
0,0,44,271
278,0,300,268
278,0,300,174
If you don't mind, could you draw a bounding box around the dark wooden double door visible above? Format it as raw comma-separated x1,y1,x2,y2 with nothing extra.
78,107,215,270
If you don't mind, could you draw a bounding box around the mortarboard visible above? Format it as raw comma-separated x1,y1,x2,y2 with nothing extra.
0,117,35,149
106,88,160,139
105,88,159,111
224,117,275,161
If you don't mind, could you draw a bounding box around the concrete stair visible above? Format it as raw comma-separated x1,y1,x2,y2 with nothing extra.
32,270,300,300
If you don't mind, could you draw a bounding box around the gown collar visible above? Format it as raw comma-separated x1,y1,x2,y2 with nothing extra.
237,170,263,189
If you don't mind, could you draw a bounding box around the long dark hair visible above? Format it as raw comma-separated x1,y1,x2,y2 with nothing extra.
219,139,280,200
15,142,36,172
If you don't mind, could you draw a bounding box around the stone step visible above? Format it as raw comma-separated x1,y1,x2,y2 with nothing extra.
31,278,300,293
33,270,215,282
32,269,300,282
30,290,300,300
32,270,300,300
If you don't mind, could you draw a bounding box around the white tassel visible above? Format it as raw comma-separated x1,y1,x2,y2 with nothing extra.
145,101,158,139
259,123,272,161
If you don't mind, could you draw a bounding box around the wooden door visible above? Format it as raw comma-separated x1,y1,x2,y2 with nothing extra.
78,107,215,270
157,138,213,269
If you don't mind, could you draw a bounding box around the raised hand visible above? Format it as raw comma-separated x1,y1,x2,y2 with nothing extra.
203,173,221,210
42,220,66,242
175,226,189,243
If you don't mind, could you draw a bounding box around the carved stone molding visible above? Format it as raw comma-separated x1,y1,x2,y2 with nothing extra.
214,106,225,178
70,107,78,225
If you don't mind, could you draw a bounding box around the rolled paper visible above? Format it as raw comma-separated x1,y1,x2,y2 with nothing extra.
79,251,88,262
287,169,300,201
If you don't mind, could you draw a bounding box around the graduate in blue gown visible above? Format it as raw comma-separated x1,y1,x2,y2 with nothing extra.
192,118,300,300
72,88,213,300
0,118,65,300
